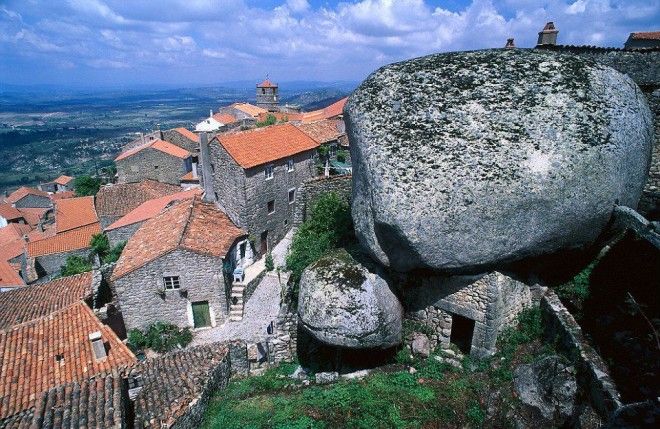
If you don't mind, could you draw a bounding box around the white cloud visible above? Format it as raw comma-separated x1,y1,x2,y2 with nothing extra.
566,0,587,15
87,58,129,68
286,0,310,14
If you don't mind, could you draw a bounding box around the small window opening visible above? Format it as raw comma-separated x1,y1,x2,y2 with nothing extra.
265,164,274,180
267,200,275,214
287,159,294,172
164,276,181,290
288,188,296,204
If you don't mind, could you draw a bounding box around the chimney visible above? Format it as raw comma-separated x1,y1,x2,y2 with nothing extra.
505,38,516,49
537,21,558,46
89,331,107,360
197,132,216,202
140,132,145,145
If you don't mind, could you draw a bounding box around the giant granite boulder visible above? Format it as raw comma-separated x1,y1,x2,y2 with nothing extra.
298,250,403,349
345,49,653,273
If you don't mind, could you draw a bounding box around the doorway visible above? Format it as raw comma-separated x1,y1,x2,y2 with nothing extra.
449,313,475,355
192,301,212,328
260,230,268,255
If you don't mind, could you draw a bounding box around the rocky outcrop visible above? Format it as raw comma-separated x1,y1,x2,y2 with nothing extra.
346,49,654,273
297,250,403,349
514,355,578,426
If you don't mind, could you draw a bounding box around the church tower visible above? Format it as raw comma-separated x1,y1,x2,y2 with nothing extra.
537,22,559,46
256,77,279,110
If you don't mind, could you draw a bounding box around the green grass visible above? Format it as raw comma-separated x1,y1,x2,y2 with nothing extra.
203,308,547,429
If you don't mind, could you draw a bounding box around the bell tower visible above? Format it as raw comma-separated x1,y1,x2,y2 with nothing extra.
256,76,279,110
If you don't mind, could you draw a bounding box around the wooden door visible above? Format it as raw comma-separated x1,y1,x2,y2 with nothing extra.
260,230,268,255
192,301,211,328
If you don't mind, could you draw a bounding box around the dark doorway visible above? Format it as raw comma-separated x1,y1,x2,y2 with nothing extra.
192,301,212,328
450,313,475,355
260,230,268,255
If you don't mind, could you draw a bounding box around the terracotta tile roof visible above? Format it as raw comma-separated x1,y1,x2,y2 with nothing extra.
172,127,199,143
0,261,23,288
0,372,126,428
212,112,237,124
105,189,202,231
49,190,76,201
112,197,246,280
131,343,229,428
0,272,94,330
0,301,136,419
27,222,101,257
180,171,199,183
231,102,267,118
5,187,49,205
0,204,23,221
15,207,49,228
256,111,303,123
0,224,31,262
54,196,98,233
322,97,348,119
95,180,182,218
630,31,660,40
296,119,345,144
115,138,191,162
257,79,277,88
214,123,319,169
53,175,73,186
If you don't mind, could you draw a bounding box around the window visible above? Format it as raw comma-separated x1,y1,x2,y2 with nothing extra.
163,276,180,290
288,188,296,204
329,144,337,157
154,165,159,170
267,200,275,214
287,159,294,172
240,242,246,259
265,164,274,180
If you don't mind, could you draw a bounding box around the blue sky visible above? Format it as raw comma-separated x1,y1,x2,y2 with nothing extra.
1,0,658,87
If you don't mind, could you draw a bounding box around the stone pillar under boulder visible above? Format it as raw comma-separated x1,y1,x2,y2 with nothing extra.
403,271,532,358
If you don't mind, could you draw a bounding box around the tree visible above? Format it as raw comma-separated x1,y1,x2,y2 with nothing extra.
90,233,110,261
60,255,92,277
74,175,101,196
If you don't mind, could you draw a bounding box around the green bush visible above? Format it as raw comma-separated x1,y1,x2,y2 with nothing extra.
59,255,92,277
128,322,193,353
73,175,101,196
336,149,348,163
256,114,277,128
265,253,274,271
556,261,595,307
104,241,126,264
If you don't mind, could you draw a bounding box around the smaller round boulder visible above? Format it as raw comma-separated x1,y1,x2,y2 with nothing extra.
298,250,403,349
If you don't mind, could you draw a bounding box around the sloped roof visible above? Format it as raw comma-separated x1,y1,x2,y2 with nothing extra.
214,123,319,169
322,97,348,119
95,180,182,218
296,119,344,144
172,127,199,143
230,102,267,118
257,79,277,88
115,138,191,162
112,197,246,280
27,222,101,257
0,204,23,221
0,301,136,419
105,188,202,231
0,224,31,262
55,196,98,233
180,171,200,183
0,372,125,429
5,187,49,205
49,190,76,201
53,175,74,186
15,207,49,227
629,31,660,40
132,344,229,428
212,112,237,124
0,272,94,330
0,261,23,288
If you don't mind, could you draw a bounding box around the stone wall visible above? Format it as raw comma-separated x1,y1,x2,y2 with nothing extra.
540,290,623,419
116,148,190,185
106,222,143,247
208,142,247,231
14,194,52,209
404,272,532,358
99,215,120,231
112,249,229,331
638,89,660,218
162,130,199,154
34,248,89,283
293,175,352,227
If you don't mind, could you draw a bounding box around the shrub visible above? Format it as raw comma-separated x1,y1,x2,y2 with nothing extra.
128,322,193,353
556,261,595,308
73,175,101,196
90,233,110,261
265,253,274,271
60,255,92,277
104,241,126,264
336,149,348,163
256,114,277,128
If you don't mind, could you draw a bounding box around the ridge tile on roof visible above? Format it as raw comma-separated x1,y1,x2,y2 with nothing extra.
115,138,190,162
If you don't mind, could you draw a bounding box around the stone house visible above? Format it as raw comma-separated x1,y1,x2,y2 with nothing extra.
296,119,351,174
95,180,181,229
39,175,74,194
624,31,660,49
218,102,267,121
115,136,192,185
111,197,249,331
0,260,24,292
105,188,202,246
0,204,26,227
3,186,52,209
404,272,532,358
206,123,319,254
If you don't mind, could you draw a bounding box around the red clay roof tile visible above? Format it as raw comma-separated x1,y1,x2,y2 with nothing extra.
115,138,191,161
630,31,660,40
27,222,101,257
0,204,23,221
172,127,200,143
5,187,49,205
55,196,98,233
95,180,182,218
53,175,74,186
296,119,345,144
212,113,237,124
230,102,267,118
257,79,277,88
0,261,23,288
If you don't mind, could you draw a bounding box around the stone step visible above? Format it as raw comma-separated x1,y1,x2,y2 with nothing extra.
230,308,243,315
231,286,246,292
229,317,243,322
231,292,244,298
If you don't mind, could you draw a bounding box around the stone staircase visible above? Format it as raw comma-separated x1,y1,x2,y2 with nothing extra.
229,283,246,322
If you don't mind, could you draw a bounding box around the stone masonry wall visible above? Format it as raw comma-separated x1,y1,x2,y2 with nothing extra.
116,147,190,185
209,142,247,230
404,272,532,357
13,194,52,209
162,130,199,154
107,222,143,247
293,175,352,227
113,249,228,331
638,89,660,218
34,248,89,283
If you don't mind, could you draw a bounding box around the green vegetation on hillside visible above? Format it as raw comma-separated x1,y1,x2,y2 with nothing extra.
203,308,547,429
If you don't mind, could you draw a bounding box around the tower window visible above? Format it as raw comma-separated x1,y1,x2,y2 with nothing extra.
267,200,275,214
